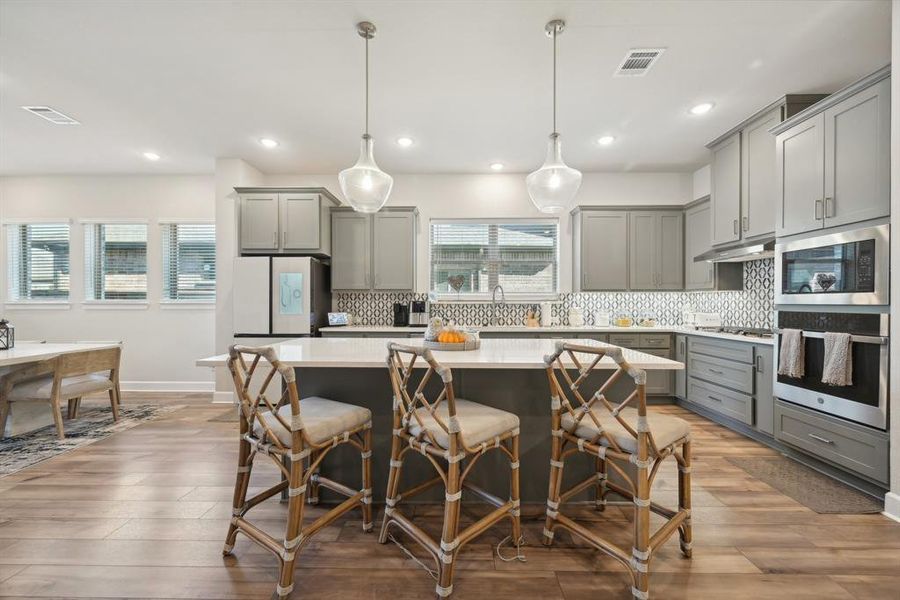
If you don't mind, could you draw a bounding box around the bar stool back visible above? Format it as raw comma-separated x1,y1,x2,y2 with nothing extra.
543,341,692,600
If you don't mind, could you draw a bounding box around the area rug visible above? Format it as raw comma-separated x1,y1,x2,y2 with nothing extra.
726,456,883,514
0,404,183,476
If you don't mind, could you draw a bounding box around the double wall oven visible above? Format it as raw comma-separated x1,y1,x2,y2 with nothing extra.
774,223,889,431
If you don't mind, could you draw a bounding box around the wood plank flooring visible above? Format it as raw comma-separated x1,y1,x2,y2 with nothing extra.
1,395,899,599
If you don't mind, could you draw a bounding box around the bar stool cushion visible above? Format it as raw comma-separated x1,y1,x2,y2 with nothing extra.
8,374,112,401
408,399,519,449
255,396,371,446
561,407,690,454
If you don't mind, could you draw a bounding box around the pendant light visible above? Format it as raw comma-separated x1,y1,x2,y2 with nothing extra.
526,19,582,214
339,21,393,213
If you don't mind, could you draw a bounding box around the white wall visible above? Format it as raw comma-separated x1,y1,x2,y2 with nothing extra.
264,171,692,293
887,0,899,521
0,175,216,391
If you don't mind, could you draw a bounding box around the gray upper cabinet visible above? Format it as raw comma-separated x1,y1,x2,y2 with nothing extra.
711,133,742,246
373,211,416,290
240,193,280,250
331,207,417,292
574,209,629,291
684,201,714,289
237,187,339,256
741,108,780,239
629,210,683,290
331,212,371,290
773,68,890,237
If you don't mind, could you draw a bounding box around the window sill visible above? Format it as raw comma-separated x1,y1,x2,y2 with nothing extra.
159,301,215,310
3,301,72,310
82,301,149,310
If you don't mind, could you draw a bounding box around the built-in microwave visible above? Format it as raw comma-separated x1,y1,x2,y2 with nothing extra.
775,224,889,305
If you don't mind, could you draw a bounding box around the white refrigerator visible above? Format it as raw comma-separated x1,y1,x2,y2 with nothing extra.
233,256,331,337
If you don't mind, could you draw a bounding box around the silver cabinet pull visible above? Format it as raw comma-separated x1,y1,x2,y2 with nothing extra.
708,368,724,375
815,199,823,220
825,197,835,218
742,216,748,232
755,354,764,374
733,219,738,235
707,394,723,402
272,231,278,247
808,433,834,445
282,231,287,247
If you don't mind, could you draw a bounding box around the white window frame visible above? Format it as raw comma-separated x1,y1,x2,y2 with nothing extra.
2,219,73,307
82,219,150,305
428,218,560,302
159,220,216,305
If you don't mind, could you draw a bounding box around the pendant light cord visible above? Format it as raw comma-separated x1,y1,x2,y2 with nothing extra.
365,34,370,136
552,26,557,135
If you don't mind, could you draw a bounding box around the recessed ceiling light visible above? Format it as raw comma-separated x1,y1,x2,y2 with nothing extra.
490,162,504,171
259,138,279,148
597,135,616,146
689,102,715,116
143,152,161,161
396,136,414,147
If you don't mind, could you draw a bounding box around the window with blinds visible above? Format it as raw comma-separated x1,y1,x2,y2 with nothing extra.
161,223,216,301
84,223,148,300
5,223,71,301
429,220,559,297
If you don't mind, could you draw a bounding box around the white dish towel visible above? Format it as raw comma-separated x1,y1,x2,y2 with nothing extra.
777,328,805,378
822,332,852,386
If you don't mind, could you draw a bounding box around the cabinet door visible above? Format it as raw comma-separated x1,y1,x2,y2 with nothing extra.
741,108,780,239
644,348,673,396
684,202,714,290
580,211,628,291
629,212,657,290
331,212,370,290
280,194,320,251
373,211,415,291
776,114,825,236
656,212,683,290
754,345,774,436
674,334,687,400
823,77,891,228
240,193,279,250
711,133,742,246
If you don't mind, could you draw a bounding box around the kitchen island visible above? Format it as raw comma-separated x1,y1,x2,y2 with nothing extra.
198,337,683,502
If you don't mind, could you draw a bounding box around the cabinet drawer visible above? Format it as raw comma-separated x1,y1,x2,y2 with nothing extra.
639,334,670,349
688,352,754,394
774,401,889,484
688,377,753,425
608,333,639,348
688,337,754,363
575,333,609,343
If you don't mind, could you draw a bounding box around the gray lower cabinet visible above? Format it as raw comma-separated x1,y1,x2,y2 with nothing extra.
331,207,417,292
775,400,889,484
674,334,687,400
628,211,683,290
684,335,761,427
644,348,673,396
688,377,753,425
753,345,774,435
574,210,629,291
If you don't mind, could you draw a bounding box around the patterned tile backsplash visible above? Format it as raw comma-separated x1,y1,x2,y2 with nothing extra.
336,258,775,329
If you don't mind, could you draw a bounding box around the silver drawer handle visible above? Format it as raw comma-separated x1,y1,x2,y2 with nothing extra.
708,368,724,375
808,433,834,445
707,394,723,402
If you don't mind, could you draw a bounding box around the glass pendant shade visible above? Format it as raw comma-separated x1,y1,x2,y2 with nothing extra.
526,133,582,214
338,134,393,213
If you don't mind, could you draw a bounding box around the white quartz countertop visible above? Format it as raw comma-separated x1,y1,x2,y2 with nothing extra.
0,342,121,368
197,337,685,370
319,325,775,346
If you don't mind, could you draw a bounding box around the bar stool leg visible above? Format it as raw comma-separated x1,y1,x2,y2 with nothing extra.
361,426,374,532
379,431,404,544
631,419,651,600
276,456,306,600
678,439,693,558
223,433,252,555
307,452,321,505
543,435,564,547
595,455,608,511
436,458,462,599
509,434,522,543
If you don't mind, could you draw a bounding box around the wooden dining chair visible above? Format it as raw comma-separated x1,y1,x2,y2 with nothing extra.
223,345,373,600
542,341,693,600
0,346,122,439
381,342,523,599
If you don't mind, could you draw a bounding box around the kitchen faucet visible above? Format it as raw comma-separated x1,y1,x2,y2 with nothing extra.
490,284,505,326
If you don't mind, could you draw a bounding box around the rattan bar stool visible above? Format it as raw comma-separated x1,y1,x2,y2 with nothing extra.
223,345,373,599
380,342,523,599
542,341,693,600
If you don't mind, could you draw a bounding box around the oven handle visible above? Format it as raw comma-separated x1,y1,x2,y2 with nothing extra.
772,328,887,345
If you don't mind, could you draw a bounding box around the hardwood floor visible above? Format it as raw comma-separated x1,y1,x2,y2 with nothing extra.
1,396,898,599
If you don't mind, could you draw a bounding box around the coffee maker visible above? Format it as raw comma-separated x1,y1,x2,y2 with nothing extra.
392,303,410,327
409,301,428,326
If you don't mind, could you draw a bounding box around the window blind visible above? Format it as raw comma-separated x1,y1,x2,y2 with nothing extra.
161,223,216,301
5,223,71,300
429,220,558,296
84,223,148,300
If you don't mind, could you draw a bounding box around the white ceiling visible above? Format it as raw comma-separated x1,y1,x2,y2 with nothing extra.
0,0,891,175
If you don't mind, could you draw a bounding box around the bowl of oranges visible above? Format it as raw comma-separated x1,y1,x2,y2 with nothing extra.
423,318,480,351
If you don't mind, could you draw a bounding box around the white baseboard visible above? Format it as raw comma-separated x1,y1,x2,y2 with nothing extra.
213,391,236,404
884,492,900,522
120,380,215,393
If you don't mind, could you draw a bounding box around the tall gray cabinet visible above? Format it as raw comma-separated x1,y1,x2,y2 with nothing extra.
237,187,340,256
331,207,417,292
773,67,890,237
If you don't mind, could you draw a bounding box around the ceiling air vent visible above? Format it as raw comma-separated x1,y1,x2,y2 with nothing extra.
22,106,80,125
614,48,666,77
